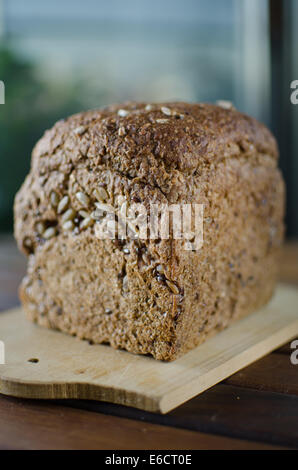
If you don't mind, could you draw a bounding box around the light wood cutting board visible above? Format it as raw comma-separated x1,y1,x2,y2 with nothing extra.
0,283,298,414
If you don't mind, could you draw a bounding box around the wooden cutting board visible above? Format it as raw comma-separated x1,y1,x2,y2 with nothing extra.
0,283,298,414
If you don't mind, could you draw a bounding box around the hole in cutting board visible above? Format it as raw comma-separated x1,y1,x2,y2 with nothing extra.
27,358,39,363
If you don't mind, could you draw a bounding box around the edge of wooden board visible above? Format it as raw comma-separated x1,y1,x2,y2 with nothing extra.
159,319,298,413
0,376,162,413
0,284,298,414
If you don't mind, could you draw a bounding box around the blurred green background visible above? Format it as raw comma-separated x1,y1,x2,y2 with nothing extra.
0,0,297,235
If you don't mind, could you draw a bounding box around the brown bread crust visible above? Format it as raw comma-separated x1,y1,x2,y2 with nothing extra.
14,102,284,360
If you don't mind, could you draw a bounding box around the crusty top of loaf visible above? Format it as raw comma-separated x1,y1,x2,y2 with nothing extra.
32,102,278,179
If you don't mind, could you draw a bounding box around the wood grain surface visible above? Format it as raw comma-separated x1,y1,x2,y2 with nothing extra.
0,394,285,450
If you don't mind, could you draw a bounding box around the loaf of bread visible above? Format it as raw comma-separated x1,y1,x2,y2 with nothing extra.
14,102,285,361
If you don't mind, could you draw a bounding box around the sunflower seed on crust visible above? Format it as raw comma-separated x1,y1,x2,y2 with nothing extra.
76,191,90,208
57,195,69,214
80,216,94,230
43,227,57,239
62,220,74,231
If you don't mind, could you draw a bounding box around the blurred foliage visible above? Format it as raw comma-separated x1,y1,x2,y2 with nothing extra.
0,45,89,231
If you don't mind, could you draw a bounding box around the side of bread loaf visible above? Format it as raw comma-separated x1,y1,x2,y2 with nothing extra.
14,102,285,360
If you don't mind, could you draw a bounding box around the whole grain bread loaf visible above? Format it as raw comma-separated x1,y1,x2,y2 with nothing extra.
14,102,285,361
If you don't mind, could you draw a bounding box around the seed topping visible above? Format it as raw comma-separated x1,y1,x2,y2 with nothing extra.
118,109,129,117
50,191,59,207
76,191,90,208
161,106,171,116
36,221,45,235
78,210,90,219
80,216,94,230
43,227,56,239
216,100,234,110
156,118,169,124
73,125,87,135
94,187,109,202
62,220,74,231
61,208,76,222
57,195,69,214
118,126,126,136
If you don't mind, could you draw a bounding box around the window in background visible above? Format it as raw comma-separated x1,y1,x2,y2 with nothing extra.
270,0,298,237
2,0,270,117
0,0,272,230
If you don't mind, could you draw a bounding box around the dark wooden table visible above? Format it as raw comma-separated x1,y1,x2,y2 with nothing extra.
1,235,298,450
